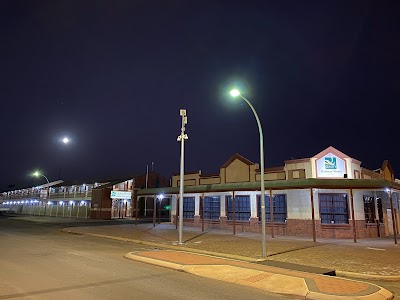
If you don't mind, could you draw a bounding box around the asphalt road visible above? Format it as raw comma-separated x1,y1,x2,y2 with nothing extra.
0,216,288,300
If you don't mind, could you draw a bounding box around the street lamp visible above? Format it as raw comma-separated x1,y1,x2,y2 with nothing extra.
177,109,188,244
33,171,50,212
230,88,267,258
158,194,164,224
33,171,50,186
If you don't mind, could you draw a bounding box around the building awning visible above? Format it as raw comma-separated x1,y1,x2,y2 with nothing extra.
137,178,400,196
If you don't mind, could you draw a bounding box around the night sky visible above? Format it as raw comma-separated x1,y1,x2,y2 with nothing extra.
1,1,399,190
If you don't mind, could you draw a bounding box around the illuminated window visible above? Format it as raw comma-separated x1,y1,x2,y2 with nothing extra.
319,193,348,224
376,197,383,223
226,195,251,221
183,197,195,219
257,194,287,223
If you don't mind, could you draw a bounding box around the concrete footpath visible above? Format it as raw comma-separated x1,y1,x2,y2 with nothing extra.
58,221,400,299
124,250,391,299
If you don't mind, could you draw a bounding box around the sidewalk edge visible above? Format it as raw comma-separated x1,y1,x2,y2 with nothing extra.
124,252,184,271
336,270,400,282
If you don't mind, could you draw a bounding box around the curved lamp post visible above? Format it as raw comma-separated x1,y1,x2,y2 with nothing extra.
230,89,266,258
33,171,50,186
33,171,50,214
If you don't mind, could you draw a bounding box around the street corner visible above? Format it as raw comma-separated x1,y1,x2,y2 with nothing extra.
184,265,309,298
124,251,185,271
122,250,394,300
303,277,394,300
305,286,393,300
123,250,310,298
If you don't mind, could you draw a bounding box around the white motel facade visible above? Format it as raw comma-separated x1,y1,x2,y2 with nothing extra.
1,146,399,242
138,146,400,242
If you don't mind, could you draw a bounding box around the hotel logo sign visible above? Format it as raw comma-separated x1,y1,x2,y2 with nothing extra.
324,157,337,169
110,190,132,199
316,153,345,178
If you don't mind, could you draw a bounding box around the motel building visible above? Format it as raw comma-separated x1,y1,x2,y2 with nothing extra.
0,178,139,219
138,146,400,241
0,172,169,221
0,180,95,218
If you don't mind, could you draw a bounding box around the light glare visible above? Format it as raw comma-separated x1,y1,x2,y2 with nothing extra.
230,89,240,97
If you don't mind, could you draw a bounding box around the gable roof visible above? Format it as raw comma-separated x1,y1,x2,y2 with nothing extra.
221,153,255,168
382,160,394,173
313,146,361,165
381,160,395,181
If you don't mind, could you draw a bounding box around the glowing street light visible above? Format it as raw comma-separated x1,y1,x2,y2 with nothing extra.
33,171,50,205
229,89,241,97
62,137,69,144
33,171,50,186
158,194,164,224
229,88,267,258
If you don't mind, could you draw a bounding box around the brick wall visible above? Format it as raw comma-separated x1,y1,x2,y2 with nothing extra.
90,188,112,219
180,217,382,240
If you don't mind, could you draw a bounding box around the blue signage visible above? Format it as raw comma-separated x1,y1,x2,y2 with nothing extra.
324,157,337,169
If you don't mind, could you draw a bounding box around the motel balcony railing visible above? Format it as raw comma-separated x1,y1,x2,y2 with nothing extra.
0,190,92,201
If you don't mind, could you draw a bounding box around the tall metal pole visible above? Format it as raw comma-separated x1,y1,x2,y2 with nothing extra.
153,194,156,227
350,189,357,243
239,95,266,258
177,109,188,244
389,189,398,244
159,197,162,224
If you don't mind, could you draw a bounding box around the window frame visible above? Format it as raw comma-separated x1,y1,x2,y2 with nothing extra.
363,195,376,224
182,196,195,219
225,195,251,221
319,193,349,225
202,196,221,220
257,194,287,223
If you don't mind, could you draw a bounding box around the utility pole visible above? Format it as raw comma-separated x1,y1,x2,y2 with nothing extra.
177,109,188,244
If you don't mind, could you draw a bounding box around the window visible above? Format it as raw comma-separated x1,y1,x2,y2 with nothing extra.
363,196,375,224
319,193,348,224
183,197,195,219
226,195,251,221
377,197,383,223
257,194,287,223
202,196,220,220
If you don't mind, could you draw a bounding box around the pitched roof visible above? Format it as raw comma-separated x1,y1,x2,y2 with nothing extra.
221,153,255,168
313,146,361,165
